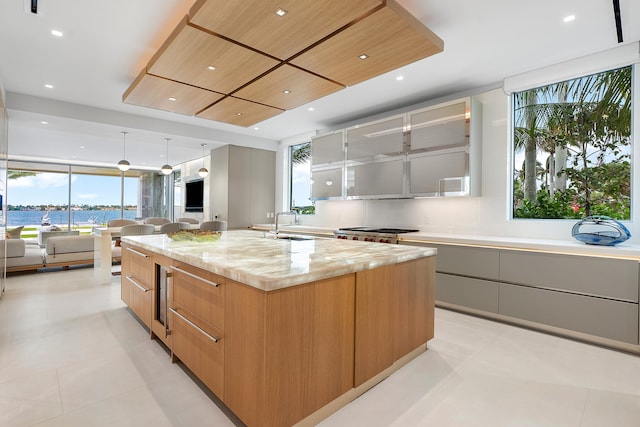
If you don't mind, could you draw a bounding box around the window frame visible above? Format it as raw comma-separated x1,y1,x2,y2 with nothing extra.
288,141,314,214
510,64,635,221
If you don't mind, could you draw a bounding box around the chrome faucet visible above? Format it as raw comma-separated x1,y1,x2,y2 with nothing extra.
274,211,298,238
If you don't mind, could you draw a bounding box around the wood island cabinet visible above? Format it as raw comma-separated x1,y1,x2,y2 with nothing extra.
120,243,154,328
354,257,435,386
393,257,436,361
169,261,226,398
225,274,356,427
120,242,435,427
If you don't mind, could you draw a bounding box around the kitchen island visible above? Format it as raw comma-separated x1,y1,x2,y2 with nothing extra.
120,230,436,427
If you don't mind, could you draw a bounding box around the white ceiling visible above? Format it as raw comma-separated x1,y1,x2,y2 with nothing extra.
0,0,638,170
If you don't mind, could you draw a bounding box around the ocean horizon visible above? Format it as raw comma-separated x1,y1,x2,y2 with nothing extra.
5,210,138,227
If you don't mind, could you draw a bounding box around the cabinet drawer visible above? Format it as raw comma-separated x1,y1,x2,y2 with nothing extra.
171,263,225,330
122,244,154,288
432,244,499,280
127,275,153,328
499,283,639,344
499,251,639,302
436,273,499,313
171,308,224,398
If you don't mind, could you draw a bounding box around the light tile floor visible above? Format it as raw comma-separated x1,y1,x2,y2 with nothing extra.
0,268,639,427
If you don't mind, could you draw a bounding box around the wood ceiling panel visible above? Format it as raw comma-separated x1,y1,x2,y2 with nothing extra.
123,73,224,116
189,0,383,60
148,20,280,94
197,97,284,127
234,65,344,110
290,1,444,87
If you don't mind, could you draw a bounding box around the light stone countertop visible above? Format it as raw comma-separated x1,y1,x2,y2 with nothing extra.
252,224,640,260
400,232,640,260
121,229,436,291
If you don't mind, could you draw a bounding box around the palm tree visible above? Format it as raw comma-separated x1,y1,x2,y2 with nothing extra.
8,171,36,179
513,66,631,218
514,90,540,202
291,142,310,165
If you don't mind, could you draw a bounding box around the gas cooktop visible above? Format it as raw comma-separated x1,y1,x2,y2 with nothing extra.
338,227,419,234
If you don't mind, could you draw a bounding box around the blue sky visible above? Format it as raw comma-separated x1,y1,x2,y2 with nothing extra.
291,162,312,207
7,173,138,206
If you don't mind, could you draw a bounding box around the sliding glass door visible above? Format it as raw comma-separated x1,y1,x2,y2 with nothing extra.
5,161,163,234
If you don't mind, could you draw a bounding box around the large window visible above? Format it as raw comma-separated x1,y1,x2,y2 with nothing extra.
289,142,314,214
6,161,144,235
512,66,632,220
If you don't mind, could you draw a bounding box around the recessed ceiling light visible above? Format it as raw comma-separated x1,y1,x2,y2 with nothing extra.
207,65,216,71
563,15,575,23
282,89,291,94
253,127,259,131
235,112,243,116
44,84,54,89
396,75,404,81
275,8,288,17
358,54,369,60
40,121,48,125
80,146,85,149
51,29,63,37
308,107,315,111
168,97,177,101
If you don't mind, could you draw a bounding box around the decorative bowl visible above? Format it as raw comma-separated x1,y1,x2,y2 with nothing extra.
168,229,222,243
571,216,631,246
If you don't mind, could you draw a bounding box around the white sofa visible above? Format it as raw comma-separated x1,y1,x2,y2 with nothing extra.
2,239,45,272
44,235,95,269
38,230,80,246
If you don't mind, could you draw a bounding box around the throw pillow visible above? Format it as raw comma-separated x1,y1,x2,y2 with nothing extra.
6,226,24,239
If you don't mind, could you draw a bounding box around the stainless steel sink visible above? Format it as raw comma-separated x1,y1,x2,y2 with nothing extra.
276,235,313,241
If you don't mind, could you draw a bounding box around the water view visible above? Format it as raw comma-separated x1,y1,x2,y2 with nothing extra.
7,210,137,227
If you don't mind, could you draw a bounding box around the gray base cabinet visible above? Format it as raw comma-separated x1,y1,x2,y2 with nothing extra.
500,250,638,302
499,283,638,344
436,273,499,313
404,241,640,346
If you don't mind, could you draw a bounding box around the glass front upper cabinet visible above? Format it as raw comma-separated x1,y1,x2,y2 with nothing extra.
408,100,469,151
407,98,472,197
310,131,344,200
310,96,480,200
346,116,405,161
311,131,344,166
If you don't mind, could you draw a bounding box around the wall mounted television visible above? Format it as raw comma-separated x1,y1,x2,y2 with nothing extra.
185,179,204,212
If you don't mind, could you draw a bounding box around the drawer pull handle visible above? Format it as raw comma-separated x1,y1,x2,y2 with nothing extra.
126,247,150,258
170,265,220,287
169,308,220,343
126,276,150,293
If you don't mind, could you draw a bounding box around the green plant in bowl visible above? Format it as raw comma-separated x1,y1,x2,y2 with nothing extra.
168,230,222,243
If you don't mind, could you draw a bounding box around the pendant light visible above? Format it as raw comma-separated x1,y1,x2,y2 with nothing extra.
117,131,131,171
198,143,209,178
160,137,173,175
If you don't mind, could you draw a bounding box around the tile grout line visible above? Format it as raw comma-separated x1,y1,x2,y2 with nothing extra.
578,388,591,426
